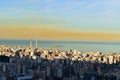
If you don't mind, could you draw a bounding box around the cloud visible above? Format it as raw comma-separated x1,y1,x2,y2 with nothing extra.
0,15,68,28
23,0,55,3
24,0,38,3
44,0,55,3
8,8,21,13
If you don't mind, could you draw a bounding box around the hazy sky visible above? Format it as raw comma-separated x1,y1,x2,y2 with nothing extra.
0,0,120,41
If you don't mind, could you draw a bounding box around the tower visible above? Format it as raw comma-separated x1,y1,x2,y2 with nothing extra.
36,39,38,48
30,40,32,48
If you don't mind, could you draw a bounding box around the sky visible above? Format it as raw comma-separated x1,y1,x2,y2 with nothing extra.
0,0,120,41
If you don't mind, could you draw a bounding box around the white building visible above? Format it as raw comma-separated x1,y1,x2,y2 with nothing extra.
17,75,33,80
109,56,113,64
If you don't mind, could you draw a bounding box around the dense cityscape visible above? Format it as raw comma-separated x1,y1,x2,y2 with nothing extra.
0,40,120,80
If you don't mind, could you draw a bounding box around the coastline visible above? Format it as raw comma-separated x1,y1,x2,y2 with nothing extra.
0,39,120,53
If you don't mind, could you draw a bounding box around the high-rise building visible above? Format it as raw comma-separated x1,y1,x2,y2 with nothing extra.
47,66,51,77
3,64,6,72
17,64,21,74
73,49,77,54
30,40,32,48
109,56,113,64
42,71,46,80
57,68,62,77
36,40,38,48
97,66,101,76
37,65,40,74
22,64,26,74
0,74,6,80
57,65,63,78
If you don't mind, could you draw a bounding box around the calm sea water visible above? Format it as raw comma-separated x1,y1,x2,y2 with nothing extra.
0,39,120,53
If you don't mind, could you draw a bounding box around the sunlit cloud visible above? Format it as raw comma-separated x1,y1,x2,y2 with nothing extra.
0,26,120,41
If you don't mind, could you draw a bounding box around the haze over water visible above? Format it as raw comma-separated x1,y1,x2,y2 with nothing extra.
1,39,120,53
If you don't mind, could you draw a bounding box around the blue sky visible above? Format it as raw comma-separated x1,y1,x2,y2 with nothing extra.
0,0,120,33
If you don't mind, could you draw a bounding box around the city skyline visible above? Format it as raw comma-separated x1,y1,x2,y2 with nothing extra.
0,0,120,41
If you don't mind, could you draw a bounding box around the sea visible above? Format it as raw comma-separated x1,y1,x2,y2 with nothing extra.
0,39,120,53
